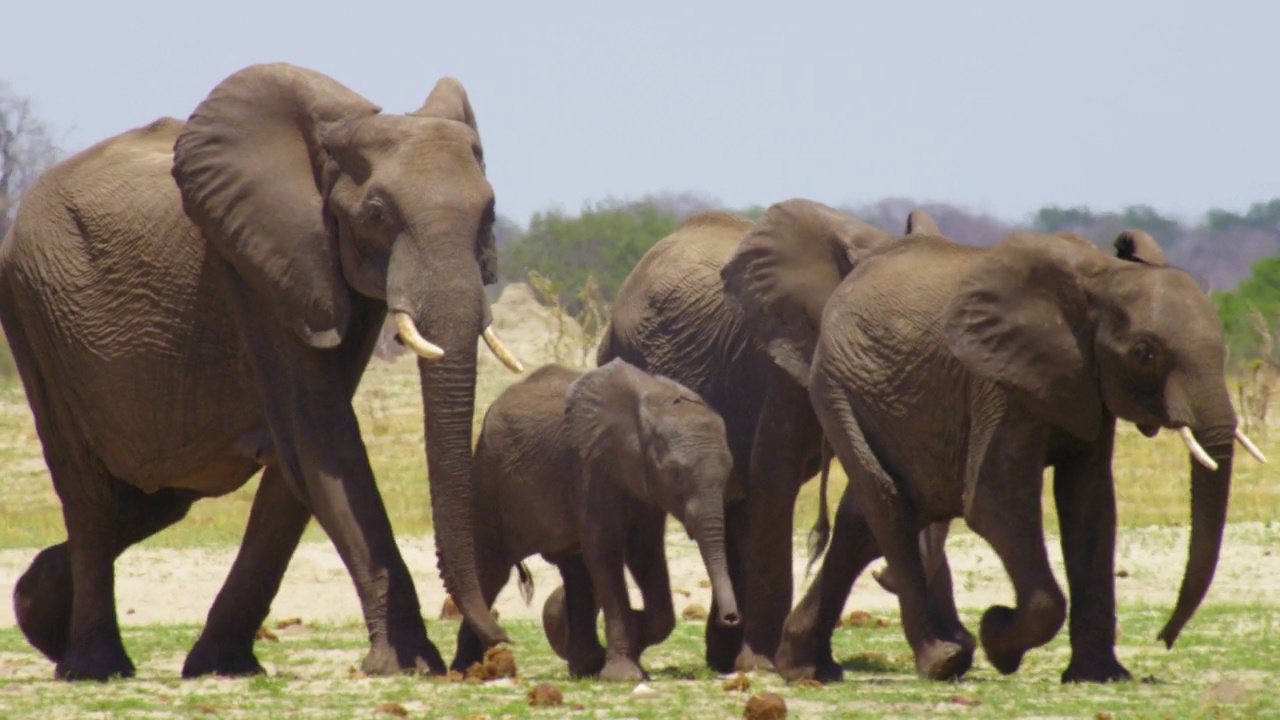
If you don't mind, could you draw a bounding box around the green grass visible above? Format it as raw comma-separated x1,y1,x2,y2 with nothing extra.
1,608,1276,718
2,361,1279,549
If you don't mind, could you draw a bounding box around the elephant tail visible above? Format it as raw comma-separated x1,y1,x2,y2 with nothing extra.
516,562,535,605
805,437,835,578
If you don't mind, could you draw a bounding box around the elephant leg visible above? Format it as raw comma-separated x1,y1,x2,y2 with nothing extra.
966,446,1066,676
625,510,676,653
582,518,645,682
775,485,881,683
916,522,974,655
822,396,971,681
183,467,310,678
734,379,815,671
1053,435,1132,683
541,584,571,662
705,498,747,672
552,557,606,678
48,478,197,681
224,279,438,676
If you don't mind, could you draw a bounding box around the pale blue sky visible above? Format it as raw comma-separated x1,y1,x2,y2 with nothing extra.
2,0,1274,225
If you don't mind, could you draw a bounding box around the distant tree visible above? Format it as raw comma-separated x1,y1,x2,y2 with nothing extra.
499,198,683,312
0,84,60,381
1213,253,1280,356
1119,204,1183,245
0,83,60,240
1032,205,1095,234
1205,199,1280,233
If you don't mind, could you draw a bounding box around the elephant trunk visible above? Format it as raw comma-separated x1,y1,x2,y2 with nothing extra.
388,245,509,648
1157,382,1235,649
691,509,741,628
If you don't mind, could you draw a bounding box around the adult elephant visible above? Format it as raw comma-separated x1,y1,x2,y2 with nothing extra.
725,227,1264,682
0,63,521,681
599,200,955,671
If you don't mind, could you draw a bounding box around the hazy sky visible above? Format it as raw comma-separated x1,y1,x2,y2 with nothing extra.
2,0,1274,226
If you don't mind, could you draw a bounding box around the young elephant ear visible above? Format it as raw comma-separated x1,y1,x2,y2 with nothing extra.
942,233,1106,441
722,199,892,385
1114,229,1168,267
172,63,380,348
411,78,497,285
905,209,941,236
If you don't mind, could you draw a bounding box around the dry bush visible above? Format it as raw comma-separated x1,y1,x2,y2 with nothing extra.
1236,307,1280,440
526,270,610,368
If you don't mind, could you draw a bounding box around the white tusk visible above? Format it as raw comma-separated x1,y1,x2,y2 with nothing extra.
483,325,524,373
1235,429,1267,463
393,311,445,361
1178,426,1219,471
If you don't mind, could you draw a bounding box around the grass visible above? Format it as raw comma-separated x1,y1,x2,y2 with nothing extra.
1,608,1276,718
2,360,1279,550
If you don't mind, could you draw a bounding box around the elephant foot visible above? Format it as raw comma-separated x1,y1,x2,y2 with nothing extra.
14,544,73,663
951,623,977,656
1061,655,1133,684
566,650,606,679
55,625,136,682
915,640,972,681
980,593,1065,676
775,637,841,684
360,637,445,676
541,585,571,661
734,645,776,673
182,636,265,679
979,605,1026,675
704,620,743,674
598,655,647,683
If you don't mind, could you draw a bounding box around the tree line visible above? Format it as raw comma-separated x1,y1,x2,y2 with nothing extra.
495,194,1280,359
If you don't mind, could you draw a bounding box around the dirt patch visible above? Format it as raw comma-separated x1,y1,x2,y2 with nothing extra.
1,522,1275,631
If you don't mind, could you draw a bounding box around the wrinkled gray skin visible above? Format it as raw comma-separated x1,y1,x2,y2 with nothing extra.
747,228,1239,683
869,228,1170,600
601,200,956,672
451,360,739,682
0,63,513,681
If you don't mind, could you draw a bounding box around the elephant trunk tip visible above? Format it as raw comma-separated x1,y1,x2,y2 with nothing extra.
718,608,742,628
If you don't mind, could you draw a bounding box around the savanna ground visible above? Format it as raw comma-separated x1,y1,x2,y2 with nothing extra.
1,285,1279,718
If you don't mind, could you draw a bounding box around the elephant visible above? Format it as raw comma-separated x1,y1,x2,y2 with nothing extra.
0,62,522,681
719,224,1265,682
450,359,740,681
599,200,959,672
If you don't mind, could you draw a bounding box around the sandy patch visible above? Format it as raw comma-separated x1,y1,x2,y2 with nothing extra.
1,522,1275,630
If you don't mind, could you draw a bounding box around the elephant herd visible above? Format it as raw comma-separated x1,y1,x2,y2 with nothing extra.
0,62,1264,686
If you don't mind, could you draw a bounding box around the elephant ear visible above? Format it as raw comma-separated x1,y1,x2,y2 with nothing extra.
1114,229,1167,267
172,63,380,348
905,209,941,236
410,77,497,285
565,360,647,487
722,199,892,385
942,232,1106,441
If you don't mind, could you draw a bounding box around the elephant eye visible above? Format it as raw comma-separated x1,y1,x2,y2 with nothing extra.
1130,340,1158,367
364,197,389,226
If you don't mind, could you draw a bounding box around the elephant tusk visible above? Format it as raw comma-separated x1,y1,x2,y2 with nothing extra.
1235,429,1267,463
394,311,445,361
1178,426,1218,471
482,325,524,373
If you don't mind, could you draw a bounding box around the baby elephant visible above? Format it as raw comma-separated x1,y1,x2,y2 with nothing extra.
451,359,740,681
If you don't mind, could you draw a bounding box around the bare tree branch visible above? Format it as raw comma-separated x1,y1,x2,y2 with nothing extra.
0,82,60,238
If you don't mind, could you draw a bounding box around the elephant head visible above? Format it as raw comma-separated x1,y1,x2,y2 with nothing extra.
565,359,741,627
721,199,895,385
170,63,518,646
941,230,1262,649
